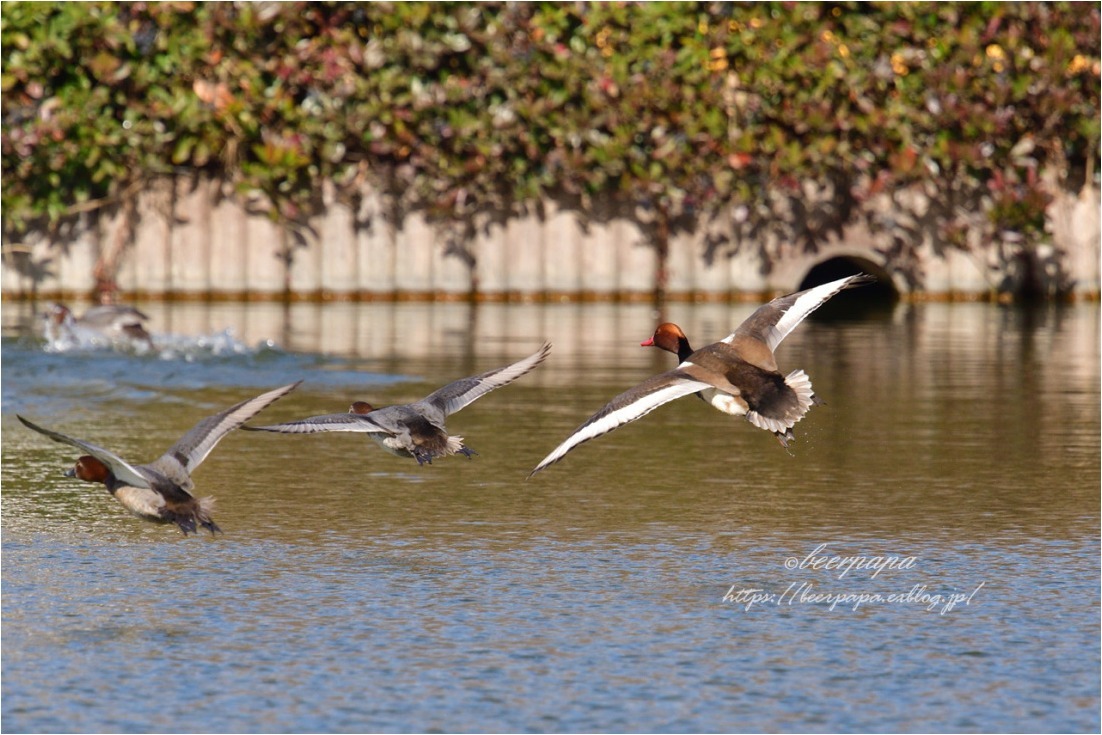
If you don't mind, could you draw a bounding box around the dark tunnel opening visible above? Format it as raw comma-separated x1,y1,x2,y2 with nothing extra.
798,256,898,319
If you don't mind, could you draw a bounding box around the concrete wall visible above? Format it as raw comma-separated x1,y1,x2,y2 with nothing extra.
2,175,1098,301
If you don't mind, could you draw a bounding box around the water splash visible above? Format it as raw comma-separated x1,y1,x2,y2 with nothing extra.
42,325,260,360
148,329,263,362
5,326,410,419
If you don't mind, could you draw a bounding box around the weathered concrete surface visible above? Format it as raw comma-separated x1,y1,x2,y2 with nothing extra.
2,175,1098,301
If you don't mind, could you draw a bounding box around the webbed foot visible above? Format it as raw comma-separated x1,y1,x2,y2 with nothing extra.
775,430,796,455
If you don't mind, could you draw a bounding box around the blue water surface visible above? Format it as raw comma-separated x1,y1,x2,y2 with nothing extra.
2,301,1099,733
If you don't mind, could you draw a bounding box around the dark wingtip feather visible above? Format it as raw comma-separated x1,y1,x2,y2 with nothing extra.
845,273,877,288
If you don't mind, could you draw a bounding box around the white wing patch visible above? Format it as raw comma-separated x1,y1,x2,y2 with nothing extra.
528,375,710,477
719,274,867,352
765,275,865,352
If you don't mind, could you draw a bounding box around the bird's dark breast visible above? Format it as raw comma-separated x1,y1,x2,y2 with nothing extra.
104,473,124,495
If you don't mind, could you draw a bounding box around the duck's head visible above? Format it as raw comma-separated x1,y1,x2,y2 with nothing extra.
349,401,376,415
66,455,110,484
641,323,692,358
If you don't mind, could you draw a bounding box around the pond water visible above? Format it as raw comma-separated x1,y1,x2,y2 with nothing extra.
2,297,1098,733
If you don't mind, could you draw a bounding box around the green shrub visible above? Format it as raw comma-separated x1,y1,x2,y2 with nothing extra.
3,2,1098,258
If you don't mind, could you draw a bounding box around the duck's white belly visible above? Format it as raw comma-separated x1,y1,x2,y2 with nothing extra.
114,486,167,521
371,434,414,458
701,388,748,416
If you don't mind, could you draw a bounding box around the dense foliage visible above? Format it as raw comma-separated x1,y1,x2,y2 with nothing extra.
2,2,1099,282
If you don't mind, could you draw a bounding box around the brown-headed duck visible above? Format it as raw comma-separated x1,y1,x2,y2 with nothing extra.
528,275,874,476
18,382,301,534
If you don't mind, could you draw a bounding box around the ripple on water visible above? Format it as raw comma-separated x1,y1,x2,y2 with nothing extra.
2,302,1099,733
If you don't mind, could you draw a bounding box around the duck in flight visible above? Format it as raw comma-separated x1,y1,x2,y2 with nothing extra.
528,275,874,477
18,382,301,534
245,343,552,465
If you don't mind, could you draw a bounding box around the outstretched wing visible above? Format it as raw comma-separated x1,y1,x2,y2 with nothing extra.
729,274,875,353
528,371,711,478
424,342,552,417
146,381,301,490
243,412,391,435
17,415,152,489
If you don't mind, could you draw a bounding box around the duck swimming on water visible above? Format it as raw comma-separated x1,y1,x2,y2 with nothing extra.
42,302,154,347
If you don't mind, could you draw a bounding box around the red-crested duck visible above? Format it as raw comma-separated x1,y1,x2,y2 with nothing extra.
529,275,874,476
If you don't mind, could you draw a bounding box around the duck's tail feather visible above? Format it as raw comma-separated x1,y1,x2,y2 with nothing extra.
746,369,817,438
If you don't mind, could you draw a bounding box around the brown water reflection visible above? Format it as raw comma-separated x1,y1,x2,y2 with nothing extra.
2,299,1098,732
3,299,1097,546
